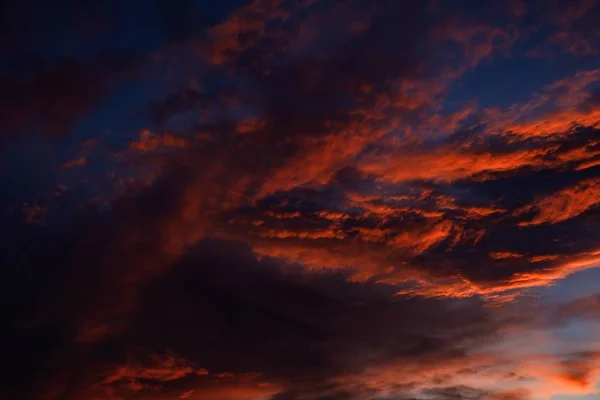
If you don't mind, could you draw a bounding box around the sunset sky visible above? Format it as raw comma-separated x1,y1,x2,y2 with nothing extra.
2,1,600,399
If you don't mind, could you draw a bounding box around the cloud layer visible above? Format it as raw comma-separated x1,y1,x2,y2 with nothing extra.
2,0,600,399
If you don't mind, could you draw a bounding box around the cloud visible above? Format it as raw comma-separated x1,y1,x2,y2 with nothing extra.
555,352,600,390
516,177,600,225
3,1,600,400
129,129,189,153
0,53,139,147
61,157,87,168
524,0,600,58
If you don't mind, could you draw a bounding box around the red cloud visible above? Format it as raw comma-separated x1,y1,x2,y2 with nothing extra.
516,177,600,226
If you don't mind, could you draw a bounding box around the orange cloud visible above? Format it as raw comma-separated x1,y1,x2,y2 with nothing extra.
529,254,560,263
235,116,268,134
177,384,280,400
396,248,600,302
252,240,389,281
575,158,600,171
61,157,87,168
486,68,600,137
257,228,345,240
102,353,197,386
555,359,594,390
359,143,554,183
516,177,600,226
328,331,600,400
505,108,600,137
70,352,280,400
129,129,188,152
490,252,523,260
256,116,395,197
366,220,458,254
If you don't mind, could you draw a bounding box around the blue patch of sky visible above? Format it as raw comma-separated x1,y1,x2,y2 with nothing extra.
447,54,600,112
532,267,600,305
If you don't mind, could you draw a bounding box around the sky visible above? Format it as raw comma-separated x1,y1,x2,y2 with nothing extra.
1,0,600,399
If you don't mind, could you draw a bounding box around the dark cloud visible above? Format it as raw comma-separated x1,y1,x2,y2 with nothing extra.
0,53,140,146
0,215,497,398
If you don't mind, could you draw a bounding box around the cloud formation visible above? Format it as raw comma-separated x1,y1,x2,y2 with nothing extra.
2,1,600,399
